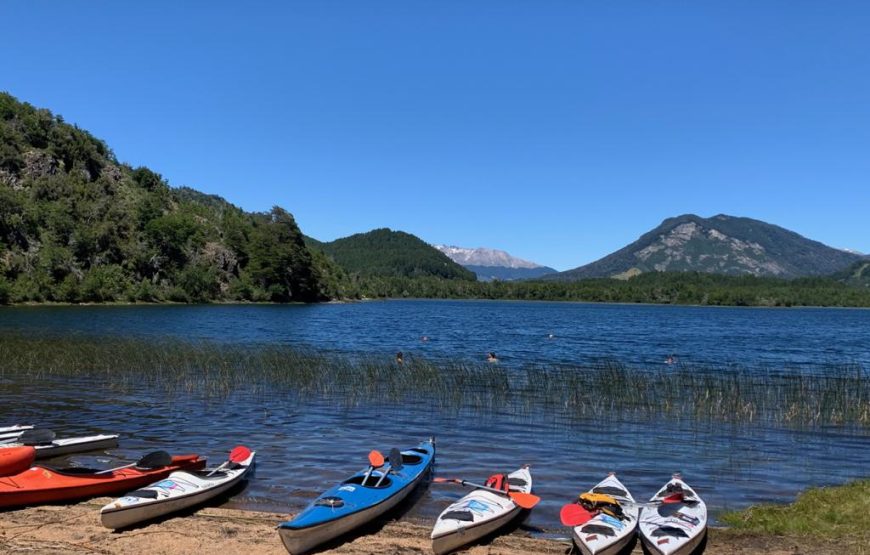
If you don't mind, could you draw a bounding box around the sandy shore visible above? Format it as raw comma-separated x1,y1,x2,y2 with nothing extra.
0,500,860,555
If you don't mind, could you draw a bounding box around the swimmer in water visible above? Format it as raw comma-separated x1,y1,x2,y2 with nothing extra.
396,352,404,365
487,352,498,362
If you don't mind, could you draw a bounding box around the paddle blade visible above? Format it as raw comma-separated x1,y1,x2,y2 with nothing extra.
17,429,55,446
509,491,541,509
662,492,685,504
432,477,454,484
388,448,403,470
560,503,595,526
229,445,252,463
137,450,172,469
368,450,385,468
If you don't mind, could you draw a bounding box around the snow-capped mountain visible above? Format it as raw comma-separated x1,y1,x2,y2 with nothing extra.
433,245,557,281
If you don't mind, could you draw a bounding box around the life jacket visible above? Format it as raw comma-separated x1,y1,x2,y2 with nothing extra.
578,492,626,520
484,473,510,493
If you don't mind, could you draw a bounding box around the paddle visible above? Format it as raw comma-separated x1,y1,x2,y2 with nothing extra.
433,477,541,509
206,445,252,477
94,451,173,475
0,428,55,446
560,503,596,526
362,450,385,486
373,448,403,488
560,492,686,526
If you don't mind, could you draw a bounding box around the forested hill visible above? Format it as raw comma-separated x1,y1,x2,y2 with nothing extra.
0,92,347,304
310,228,477,280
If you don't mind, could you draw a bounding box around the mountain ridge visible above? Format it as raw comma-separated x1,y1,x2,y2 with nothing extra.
548,213,862,281
434,244,557,281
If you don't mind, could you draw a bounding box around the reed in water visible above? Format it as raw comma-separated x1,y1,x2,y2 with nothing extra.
1,335,867,427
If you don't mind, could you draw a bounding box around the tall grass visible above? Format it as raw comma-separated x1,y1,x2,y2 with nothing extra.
0,335,867,427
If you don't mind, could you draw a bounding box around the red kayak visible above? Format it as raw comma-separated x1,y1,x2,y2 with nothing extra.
0,447,35,477
0,453,205,508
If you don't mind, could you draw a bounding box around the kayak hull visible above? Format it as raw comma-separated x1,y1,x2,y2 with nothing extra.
639,477,708,555
279,494,405,555
278,439,435,555
0,446,36,477
0,435,121,459
101,451,255,529
431,466,533,555
0,454,205,508
571,474,639,555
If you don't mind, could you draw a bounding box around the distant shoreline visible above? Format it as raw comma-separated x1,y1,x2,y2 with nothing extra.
2,296,869,309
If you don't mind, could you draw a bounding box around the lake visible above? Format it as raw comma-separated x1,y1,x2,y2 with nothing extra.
0,300,867,530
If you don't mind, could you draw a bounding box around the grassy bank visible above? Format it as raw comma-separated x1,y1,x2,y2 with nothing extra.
720,479,869,549
1,335,867,427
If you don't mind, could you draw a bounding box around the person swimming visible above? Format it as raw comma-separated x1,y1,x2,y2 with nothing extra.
396,352,404,365
487,352,498,362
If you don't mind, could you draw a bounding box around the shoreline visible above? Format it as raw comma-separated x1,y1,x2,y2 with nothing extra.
2,296,869,310
0,499,863,555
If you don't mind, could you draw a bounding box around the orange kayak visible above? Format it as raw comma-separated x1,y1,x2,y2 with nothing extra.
0,454,205,508
0,447,35,477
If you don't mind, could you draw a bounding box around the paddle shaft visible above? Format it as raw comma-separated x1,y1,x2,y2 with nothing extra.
452,479,518,498
94,462,137,475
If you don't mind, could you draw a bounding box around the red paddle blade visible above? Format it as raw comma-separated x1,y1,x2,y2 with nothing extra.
229,445,252,463
432,477,450,483
509,492,540,509
368,450,385,467
560,503,595,526
662,492,685,504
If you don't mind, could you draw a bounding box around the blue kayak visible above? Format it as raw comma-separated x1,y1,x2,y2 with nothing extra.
277,438,435,554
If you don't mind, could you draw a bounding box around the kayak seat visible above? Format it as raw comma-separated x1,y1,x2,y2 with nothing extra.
400,453,423,465
442,510,474,522
344,474,393,489
189,470,230,479
42,466,104,476
129,489,159,499
580,524,616,537
651,526,689,538
592,486,627,497
508,477,527,487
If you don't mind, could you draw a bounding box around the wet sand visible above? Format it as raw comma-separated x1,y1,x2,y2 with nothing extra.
0,500,862,555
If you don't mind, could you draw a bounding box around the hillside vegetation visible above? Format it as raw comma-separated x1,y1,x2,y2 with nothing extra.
312,228,476,280
0,92,347,304
352,271,870,307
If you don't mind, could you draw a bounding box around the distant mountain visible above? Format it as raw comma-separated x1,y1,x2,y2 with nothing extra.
548,214,863,280
434,245,557,281
311,229,476,280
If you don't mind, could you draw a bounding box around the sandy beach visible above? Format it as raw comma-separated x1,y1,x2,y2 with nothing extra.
0,500,862,555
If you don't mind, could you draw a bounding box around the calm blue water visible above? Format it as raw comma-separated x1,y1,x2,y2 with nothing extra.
1,300,868,530
2,300,868,368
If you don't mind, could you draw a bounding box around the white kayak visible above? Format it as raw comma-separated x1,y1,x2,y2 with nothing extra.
571,473,639,555
0,425,34,439
639,475,707,555
431,465,532,555
0,434,119,459
100,447,255,529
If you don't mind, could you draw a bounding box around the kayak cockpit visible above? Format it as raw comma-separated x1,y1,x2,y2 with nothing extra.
343,474,393,489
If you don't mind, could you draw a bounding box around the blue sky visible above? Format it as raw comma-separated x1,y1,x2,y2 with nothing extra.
3,1,869,270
